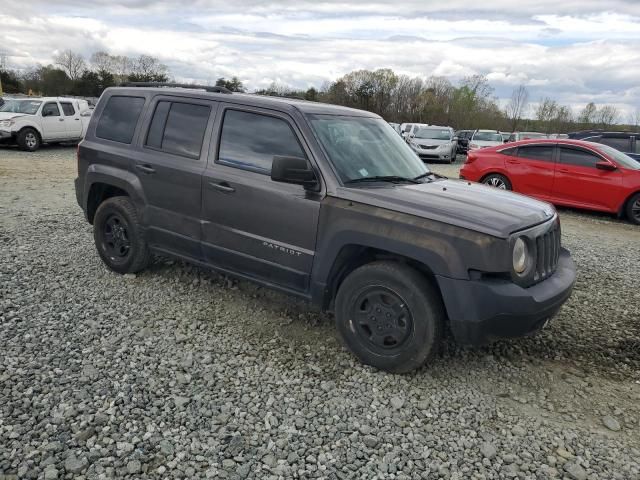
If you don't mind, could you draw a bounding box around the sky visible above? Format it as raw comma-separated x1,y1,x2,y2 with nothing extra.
1,0,640,119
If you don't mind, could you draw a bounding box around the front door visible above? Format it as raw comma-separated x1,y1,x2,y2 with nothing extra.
553,145,622,210
40,102,67,140
133,96,217,259
201,106,322,293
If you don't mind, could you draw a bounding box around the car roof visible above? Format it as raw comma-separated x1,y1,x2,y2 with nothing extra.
497,138,610,151
104,87,379,118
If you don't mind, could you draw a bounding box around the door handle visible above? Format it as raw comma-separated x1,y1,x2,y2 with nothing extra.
209,181,235,193
75,118,80,121
506,159,519,164
558,168,570,173
58,118,64,122
135,164,156,174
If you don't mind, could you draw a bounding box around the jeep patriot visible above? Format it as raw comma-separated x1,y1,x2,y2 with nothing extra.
75,83,577,372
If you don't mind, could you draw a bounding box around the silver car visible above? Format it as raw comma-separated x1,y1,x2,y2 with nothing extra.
408,126,457,163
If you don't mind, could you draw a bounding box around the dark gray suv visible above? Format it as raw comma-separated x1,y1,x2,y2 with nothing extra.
75,83,577,373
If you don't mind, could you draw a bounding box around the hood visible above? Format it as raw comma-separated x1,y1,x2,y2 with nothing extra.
336,178,555,238
412,138,451,147
0,112,26,121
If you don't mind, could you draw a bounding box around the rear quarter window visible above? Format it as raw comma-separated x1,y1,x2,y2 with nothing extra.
96,96,146,144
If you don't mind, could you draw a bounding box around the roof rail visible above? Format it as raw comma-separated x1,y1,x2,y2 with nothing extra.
119,82,232,94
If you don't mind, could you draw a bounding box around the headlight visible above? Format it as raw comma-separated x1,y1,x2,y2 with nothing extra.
512,237,529,274
469,143,479,149
0,120,14,128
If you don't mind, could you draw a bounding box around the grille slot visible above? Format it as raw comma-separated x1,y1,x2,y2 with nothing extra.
533,223,560,283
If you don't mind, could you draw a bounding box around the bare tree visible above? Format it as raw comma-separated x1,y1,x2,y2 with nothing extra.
578,102,597,127
629,107,640,128
90,51,113,72
597,105,619,128
535,97,559,133
131,54,168,81
505,85,529,132
54,50,85,80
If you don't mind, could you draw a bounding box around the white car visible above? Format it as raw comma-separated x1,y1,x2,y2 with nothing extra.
468,130,504,150
0,97,92,151
408,125,457,163
400,123,428,142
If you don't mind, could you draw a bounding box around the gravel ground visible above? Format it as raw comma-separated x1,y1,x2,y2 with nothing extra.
1,146,639,480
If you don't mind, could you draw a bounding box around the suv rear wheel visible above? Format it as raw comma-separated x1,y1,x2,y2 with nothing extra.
626,193,640,225
93,196,150,274
334,261,443,373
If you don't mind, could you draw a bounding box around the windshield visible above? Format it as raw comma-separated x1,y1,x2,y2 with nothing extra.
473,132,502,142
308,115,429,183
415,128,451,140
0,99,42,115
595,143,640,170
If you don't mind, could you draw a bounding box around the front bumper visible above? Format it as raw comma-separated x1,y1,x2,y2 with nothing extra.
0,129,14,143
436,248,576,345
411,147,451,161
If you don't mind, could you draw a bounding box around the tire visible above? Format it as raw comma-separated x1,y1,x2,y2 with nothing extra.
93,196,150,274
626,193,640,225
17,128,41,151
334,261,444,373
482,173,512,190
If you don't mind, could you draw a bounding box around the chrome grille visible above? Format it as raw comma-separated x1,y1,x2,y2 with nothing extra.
533,222,560,283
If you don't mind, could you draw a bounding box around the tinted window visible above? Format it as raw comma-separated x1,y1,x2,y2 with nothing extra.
96,96,145,144
517,145,554,162
559,147,600,168
60,102,75,116
501,147,517,156
635,138,640,154
42,103,60,117
598,136,631,152
145,101,210,158
218,110,305,174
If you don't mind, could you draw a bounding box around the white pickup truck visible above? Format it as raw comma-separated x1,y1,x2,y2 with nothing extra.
0,97,92,151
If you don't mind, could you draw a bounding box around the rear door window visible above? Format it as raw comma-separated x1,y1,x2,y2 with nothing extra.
96,96,145,144
145,101,211,159
217,109,305,174
517,145,554,162
559,147,601,168
60,102,76,116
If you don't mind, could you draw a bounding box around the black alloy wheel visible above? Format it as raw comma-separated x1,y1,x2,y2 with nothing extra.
351,286,413,352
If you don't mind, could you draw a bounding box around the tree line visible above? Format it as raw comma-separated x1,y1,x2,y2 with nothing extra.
2,57,636,132
258,69,633,133
0,50,169,97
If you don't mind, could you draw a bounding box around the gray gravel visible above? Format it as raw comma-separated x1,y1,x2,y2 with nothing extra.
1,146,639,479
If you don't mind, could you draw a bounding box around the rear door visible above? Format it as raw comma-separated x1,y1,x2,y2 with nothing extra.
505,144,556,199
40,102,67,140
133,96,217,259
60,101,83,138
201,105,322,293
552,145,622,210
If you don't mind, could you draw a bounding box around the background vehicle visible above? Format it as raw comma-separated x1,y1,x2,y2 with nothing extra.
400,122,428,142
468,129,503,150
408,125,457,163
454,129,473,154
500,131,511,142
75,83,575,372
388,122,401,135
569,130,640,162
0,97,92,151
507,132,548,142
460,138,640,224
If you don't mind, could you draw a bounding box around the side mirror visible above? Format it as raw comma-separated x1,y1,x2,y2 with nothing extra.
596,161,617,171
271,156,317,188
42,110,51,117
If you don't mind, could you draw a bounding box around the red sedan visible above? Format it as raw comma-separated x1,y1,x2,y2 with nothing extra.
460,139,640,224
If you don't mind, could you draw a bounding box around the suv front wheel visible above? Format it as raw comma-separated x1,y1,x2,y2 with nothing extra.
93,196,150,274
335,261,443,373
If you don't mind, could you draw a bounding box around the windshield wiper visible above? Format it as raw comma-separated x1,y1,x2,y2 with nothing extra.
412,172,447,181
344,175,421,185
